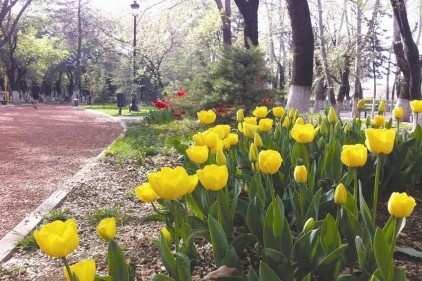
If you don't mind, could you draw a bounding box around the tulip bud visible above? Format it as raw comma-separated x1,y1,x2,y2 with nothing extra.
392,107,404,120
357,99,365,111
288,108,295,119
295,117,305,125
344,124,351,134
373,115,385,127
378,100,385,113
294,165,307,184
254,133,263,147
216,148,227,166
96,217,116,241
236,109,244,122
249,143,258,162
303,218,315,233
294,109,300,120
365,116,371,127
328,107,337,124
161,227,172,245
334,183,347,205
319,119,330,136
323,106,329,116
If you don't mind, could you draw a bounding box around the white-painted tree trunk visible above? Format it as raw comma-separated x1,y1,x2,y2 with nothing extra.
286,85,311,118
335,101,344,117
396,98,411,122
352,97,360,117
414,112,422,128
11,91,21,104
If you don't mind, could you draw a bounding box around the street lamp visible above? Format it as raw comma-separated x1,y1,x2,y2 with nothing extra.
130,0,140,111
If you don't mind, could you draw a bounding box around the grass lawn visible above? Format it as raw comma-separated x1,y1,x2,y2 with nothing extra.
81,104,154,117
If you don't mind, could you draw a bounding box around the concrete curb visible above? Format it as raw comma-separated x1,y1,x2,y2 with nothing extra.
0,110,133,263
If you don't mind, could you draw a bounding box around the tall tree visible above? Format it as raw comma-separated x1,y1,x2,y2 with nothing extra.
390,0,422,125
233,0,259,48
285,0,314,114
0,0,33,49
214,0,232,45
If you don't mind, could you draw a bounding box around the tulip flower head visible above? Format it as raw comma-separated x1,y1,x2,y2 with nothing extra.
373,115,385,127
135,182,158,202
294,165,307,184
341,144,368,168
291,124,318,144
328,106,337,124
334,183,347,205
161,227,172,245
216,148,227,166
410,100,422,113
197,110,217,125
236,109,244,122
295,117,305,125
34,219,79,258
258,118,273,132
197,164,229,191
249,143,259,162
303,218,315,233
96,217,116,241
258,149,283,175
378,100,385,113
186,145,209,164
254,132,263,147
357,99,366,111
148,166,198,200
392,107,404,120
64,259,96,281
388,192,416,218
244,116,258,125
272,106,286,117
252,106,268,118
365,128,396,155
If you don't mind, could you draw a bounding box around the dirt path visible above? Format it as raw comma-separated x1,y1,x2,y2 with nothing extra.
0,104,123,238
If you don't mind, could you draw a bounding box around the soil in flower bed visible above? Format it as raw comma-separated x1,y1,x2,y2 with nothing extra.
1,155,421,280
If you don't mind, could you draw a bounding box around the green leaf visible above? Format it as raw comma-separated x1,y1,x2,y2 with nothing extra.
374,228,393,281
208,215,229,267
359,185,375,238
140,213,167,224
107,240,129,281
261,248,292,281
151,274,175,281
157,233,177,277
317,244,347,280
176,252,191,281
246,196,264,244
392,265,407,281
395,246,422,258
258,261,282,281
320,214,340,254
230,233,257,257
247,267,259,281
185,194,205,220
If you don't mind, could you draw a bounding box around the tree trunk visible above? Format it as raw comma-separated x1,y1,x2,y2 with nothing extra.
336,54,351,114
234,0,259,48
0,0,33,49
390,0,422,103
73,0,83,101
285,0,314,116
214,0,232,45
316,0,336,109
352,2,363,117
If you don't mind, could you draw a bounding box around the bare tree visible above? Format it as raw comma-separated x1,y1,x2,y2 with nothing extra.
214,0,232,45
285,0,314,115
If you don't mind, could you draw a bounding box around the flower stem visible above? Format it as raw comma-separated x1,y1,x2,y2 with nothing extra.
353,168,358,217
372,155,381,224
62,257,75,281
171,200,180,253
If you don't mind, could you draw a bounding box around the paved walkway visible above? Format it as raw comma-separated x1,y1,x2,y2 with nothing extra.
0,104,128,261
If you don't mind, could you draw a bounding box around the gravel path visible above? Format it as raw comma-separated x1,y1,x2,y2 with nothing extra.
0,104,123,239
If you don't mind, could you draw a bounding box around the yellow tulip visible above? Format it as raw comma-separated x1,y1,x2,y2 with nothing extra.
341,144,368,168
392,107,404,120
258,118,273,132
258,149,283,175
192,133,203,146
291,124,318,144
254,133,263,147
282,117,290,128
288,108,295,119
64,259,96,281
197,110,216,125
388,192,416,218
378,100,385,113
344,124,351,134
201,130,219,148
373,115,385,127
216,148,227,166
249,143,258,162
160,227,172,245
211,124,230,139
148,166,198,200
244,116,257,125
197,164,229,191
334,183,347,205
328,106,337,124
243,122,258,139
34,219,79,258
186,145,209,164
135,182,158,202
223,137,232,150
294,165,307,184
210,139,224,154
410,100,422,113
252,106,268,118
303,218,315,233
96,217,116,241
272,106,286,117
365,128,396,155
236,108,244,122
228,133,239,145
295,117,305,125
237,122,243,133
357,99,366,111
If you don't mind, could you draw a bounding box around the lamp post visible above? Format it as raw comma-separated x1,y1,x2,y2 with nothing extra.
130,0,140,112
